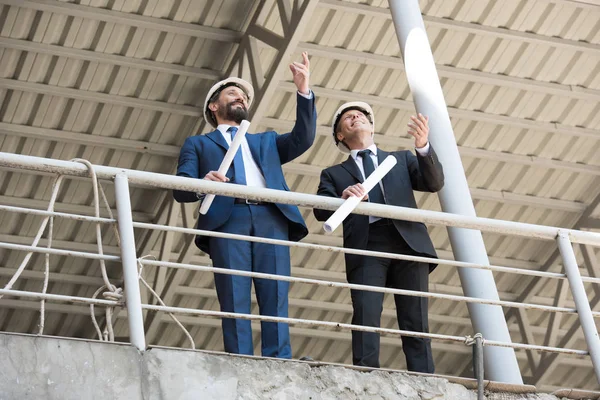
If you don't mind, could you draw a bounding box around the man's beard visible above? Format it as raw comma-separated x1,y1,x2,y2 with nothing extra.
218,101,248,124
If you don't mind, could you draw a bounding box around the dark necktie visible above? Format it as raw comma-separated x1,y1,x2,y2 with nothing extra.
358,149,385,204
228,127,247,185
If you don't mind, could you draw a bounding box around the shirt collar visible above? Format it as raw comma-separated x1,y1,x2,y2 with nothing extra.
350,144,378,161
216,124,240,136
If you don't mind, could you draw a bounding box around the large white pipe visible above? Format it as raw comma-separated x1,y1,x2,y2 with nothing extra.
388,0,523,383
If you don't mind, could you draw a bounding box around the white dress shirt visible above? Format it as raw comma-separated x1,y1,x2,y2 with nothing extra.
216,90,313,189
217,124,267,188
350,142,430,223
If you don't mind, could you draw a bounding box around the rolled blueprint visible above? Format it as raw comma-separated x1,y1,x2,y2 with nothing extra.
199,119,251,215
323,155,397,233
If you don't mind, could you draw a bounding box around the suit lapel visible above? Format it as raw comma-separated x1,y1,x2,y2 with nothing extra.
378,149,402,197
206,129,229,151
341,155,364,183
245,133,263,167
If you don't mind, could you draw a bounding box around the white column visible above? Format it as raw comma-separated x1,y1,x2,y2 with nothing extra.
388,0,523,383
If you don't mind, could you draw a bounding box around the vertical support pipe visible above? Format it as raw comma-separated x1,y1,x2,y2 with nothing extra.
114,173,146,351
387,0,522,383
474,334,485,400
557,231,600,383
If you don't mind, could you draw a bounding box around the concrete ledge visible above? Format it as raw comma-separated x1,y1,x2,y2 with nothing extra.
552,388,600,399
0,333,591,400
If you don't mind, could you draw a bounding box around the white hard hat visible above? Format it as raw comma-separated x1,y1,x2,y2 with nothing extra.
203,77,254,128
331,101,375,154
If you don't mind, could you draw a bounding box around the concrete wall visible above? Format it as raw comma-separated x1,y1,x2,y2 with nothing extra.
0,333,566,400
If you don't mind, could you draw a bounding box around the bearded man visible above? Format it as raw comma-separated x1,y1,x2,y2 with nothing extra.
173,52,316,358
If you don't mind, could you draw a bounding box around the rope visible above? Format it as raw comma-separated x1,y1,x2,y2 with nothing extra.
1,174,65,299
38,211,53,334
70,159,124,342
1,158,125,339
137,255,195,349
464,333,485,346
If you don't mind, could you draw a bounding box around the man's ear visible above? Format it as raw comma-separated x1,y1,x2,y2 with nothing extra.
208,102,218,112
336,132,344,142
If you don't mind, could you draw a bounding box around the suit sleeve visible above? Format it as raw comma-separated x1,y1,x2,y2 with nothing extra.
275,92,317,165
406,145,445,193
313,168,338,221
173,136,202,203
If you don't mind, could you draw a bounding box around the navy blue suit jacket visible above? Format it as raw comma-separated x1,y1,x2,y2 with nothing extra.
314,147,444,272
173,93,317,253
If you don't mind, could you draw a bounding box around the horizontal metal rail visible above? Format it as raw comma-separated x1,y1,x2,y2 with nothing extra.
139,259,600,317
0,289,121,306
0,152,598,246
140,304,588,356
134,221,600,285
0,204,116,223
1,201,597,284
0,242,121,261
0,286,588,356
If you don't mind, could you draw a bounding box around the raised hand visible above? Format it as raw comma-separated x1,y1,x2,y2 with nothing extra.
289,51,310,96
407,113,429,149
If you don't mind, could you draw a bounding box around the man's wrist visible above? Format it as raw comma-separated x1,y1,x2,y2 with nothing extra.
298,89,312,99
415,141,430,156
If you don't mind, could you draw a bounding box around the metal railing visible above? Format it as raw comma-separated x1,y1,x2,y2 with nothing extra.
0,152,599,391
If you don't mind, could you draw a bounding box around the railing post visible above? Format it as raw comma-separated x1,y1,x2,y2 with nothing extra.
114,173,146,351
557,230,600,384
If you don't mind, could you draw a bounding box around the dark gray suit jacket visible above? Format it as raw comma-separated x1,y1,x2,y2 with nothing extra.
313,147,444,273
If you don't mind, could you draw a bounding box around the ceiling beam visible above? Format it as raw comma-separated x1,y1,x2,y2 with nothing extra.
5,31,599,104
2,109,596,188
0,122,180,158
319,0,600,56
581,218,600,230
298,42,600,103
265,116,599,178
0,193,154,222
0,37,221,81
8,0,242,42
0,233,122,256
225,0,320,127
282,79,600,141
0,78,201,117
546,0,600,10
0,266,105,286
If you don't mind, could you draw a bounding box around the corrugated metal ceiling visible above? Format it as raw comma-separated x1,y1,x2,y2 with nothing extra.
0,0,599,392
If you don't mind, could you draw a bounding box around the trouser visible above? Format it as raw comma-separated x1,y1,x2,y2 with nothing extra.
347,219,434,373
208,203,291,358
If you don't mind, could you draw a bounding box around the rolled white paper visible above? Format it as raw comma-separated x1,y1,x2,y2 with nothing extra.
199,119,251,215
323,155,397,233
